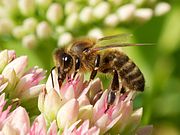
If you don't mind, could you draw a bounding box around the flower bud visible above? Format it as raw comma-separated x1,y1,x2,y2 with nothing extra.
22,34,37,49
88,0,101,6
14,66,45,96
23,18,38,34
57,32,73,47
93,2,110,19
2,0,18,16
20,84,45,101
18,0,35,16
7,50,16,63
79,6,93,24
64,1,78,15
65,13,79,30
44,89,64,122
104,13,119,27
130,108,143,128
38,91,45,112
132,0,146,7
2,123,18,135
57,98,79,129
3,107,30,134
36,0,52,9
36,21,52,39
0,50,8,72
0,18,14,35
154,2,171,16
78,105,93,121
55,26,66,35
2,56,28,78
2,69,17,93
117,4,136,22
12,26,26,39
134,8,153,22
88,28,103,39
46,3,63,24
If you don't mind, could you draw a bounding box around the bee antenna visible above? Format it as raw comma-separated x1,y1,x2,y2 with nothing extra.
50,66,56,88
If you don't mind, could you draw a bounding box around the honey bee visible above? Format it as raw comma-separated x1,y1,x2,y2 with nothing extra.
53,34,149,111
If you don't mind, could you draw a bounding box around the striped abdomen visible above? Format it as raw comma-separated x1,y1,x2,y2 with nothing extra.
99,50,145,91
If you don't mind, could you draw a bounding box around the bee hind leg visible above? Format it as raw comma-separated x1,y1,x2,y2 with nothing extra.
105,70,119,113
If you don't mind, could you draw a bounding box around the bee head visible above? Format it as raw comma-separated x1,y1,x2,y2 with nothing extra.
53,48,73,86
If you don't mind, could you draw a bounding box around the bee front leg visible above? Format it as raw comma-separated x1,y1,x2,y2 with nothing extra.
105,70,119,113
50,66,56,88
89,54,100,82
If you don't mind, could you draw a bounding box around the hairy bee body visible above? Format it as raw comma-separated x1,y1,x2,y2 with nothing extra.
99,50,145,91
54,37,145,92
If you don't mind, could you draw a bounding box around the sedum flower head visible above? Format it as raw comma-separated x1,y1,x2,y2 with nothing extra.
38,69,153,134
0,50,45,110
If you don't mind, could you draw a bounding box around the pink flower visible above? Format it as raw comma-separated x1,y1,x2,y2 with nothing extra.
63,120,100,135
0,93,58,135
0,93,11,129
38,69,153,134
0,50,46,110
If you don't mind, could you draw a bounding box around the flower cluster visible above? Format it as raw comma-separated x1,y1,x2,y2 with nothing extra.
0,0,171,48
37,69,153,134
0,93,58,134
0,50,45,111
0,49,152,134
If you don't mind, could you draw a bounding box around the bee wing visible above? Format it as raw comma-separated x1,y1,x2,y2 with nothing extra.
97,33,133,46
91,43,154,52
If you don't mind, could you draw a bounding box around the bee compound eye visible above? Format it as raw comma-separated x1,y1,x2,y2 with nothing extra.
62,53,73,70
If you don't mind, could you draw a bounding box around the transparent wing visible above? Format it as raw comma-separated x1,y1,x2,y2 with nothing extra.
91,43,154,52
97,33,133,47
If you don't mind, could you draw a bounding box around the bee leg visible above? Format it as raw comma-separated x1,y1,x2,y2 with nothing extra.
89,54,100,81
73,57,81,78
57,66,66,88
105,70,119,113
92,90,103,105
50,66,56,88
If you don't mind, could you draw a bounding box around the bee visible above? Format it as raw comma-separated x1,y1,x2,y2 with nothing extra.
53,34,149,111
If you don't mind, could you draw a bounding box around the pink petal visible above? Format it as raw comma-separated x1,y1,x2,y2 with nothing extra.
0,82,8,93
93,90,108,121
77,120,89,134
62,85,75,100
7,50,16,62
88,126,100,135
104,114,122,133
29,114,47,135
95,113,109,132
78,95,90,107
3,106,30,135
62,120,81,135
47,121,57,135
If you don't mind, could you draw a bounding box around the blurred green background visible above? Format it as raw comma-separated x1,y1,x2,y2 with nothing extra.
0,0,180,135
